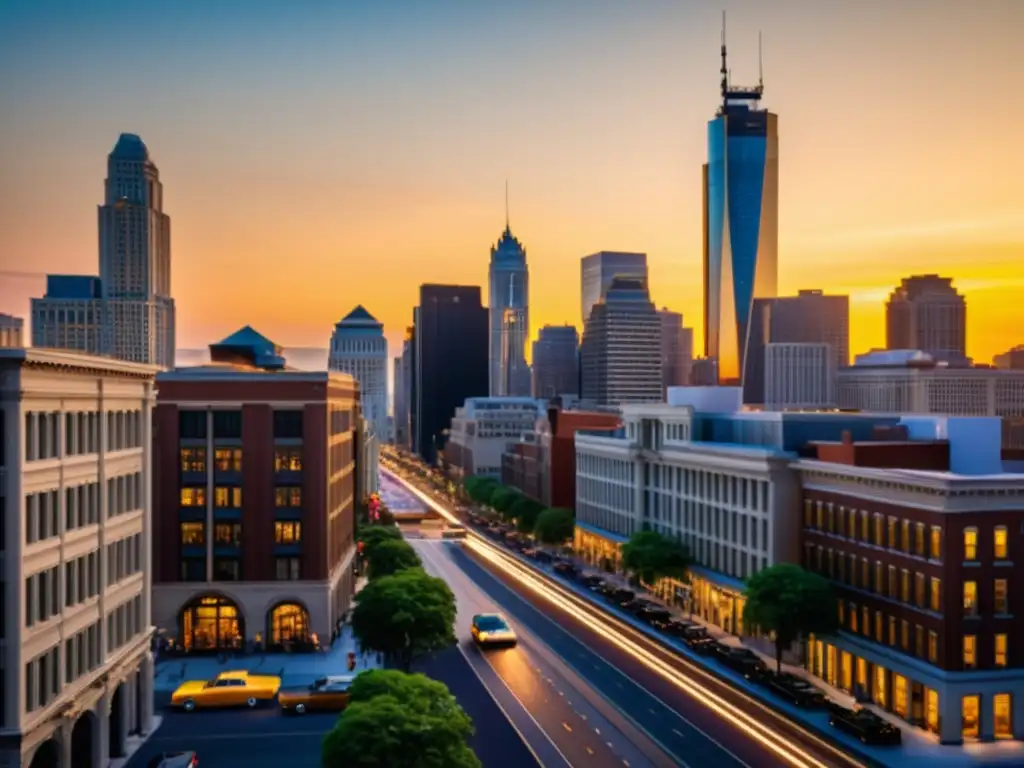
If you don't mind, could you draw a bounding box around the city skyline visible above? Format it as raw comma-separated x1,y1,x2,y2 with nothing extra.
2,1,1023,365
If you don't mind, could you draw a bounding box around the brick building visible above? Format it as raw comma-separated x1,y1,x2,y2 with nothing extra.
152,327,364,651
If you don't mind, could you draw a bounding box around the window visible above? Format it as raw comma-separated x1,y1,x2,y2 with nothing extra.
861,558,869,589
214,487,242,508
915,572,926,608
180,559,205,582
900,619,909,650
273,410,304,439
928,631,938,664
887,516,898,549
274,449,303,472
930,577,942,612
873,514,884,546
214,523,242,546
963,581,978,616
901,519,910,553
213,558,241,581
180,522,204,545
962,635,976,669
900,569,910,602
178,410,207,439
888,615,896,646
995,634,1008,667
860,511,870,541
275,487,302,507
804,500,813,528
993,693,1013,740
838,601,845,624
214,448,242,472
275,521,302,544
212,410,242,439
849,603,858,633
275,557,300,580
875,611,883,642
994,579,1008,614
994,526,1008,560
180,447,206,473
847,509,857,539
888,565,898,599
861,606,870,636
914,523,925,557
874,561,883,593
180,487,206,507
815,504,823,531
963,528,977,561
930,526,942,560
915,624,924,657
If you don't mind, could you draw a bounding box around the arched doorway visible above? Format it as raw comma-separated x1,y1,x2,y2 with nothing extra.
267,602,311,648
28,739,60,768
180,594,245,651
70,712,95,768
109,684,125,758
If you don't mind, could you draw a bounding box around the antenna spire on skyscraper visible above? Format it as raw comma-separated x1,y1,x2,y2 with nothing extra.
758,30,764,88
720,11,729,107
505,179,510,230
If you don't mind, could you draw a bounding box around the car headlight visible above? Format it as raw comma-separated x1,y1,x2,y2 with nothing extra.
478,632,488,641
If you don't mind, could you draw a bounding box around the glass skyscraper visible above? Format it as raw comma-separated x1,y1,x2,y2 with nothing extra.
702,35,778,384
488,212,531,397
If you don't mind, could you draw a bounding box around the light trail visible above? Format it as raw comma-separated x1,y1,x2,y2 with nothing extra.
381,463,866,768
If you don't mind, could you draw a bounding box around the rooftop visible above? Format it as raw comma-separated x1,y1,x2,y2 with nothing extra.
338,305,380,325
0,347,159,378
110,133,150,161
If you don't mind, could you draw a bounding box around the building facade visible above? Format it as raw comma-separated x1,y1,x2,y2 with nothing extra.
764,342,836,410
0,348,159,768
532,325,579,399
445,397,543,480
886,275,967,364
702,41,778,384
798,422,1024,744
658,309,694,395
393,329,414,449
152,327,362,652
31,276,105,356
994,346,1024,371
489,224,531,397
328,306,388,440
580,277,662,406
413,285,488,464
0,314,24,348
580,252,648,330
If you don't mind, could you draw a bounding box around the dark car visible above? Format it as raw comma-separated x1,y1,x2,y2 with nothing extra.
534,550,555,564
636,606,671,624
621,598,655,614
146,753,199,768
520,547,539,558
713,645,769,679
553,561,578,577
579,575,605,589
763,673,827,707
829,707,903,745
655,618,692,637
607,587,635,603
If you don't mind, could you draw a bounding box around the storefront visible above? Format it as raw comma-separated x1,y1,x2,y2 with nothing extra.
573,522,625,572
686,566,747,636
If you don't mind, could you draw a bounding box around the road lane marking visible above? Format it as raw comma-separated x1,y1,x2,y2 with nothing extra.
673,729,686,739
586,746,595,755
562,722,573,733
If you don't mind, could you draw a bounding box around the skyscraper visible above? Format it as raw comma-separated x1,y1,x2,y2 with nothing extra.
532,325,580,398
703,27,778,384
329,306,389,438
658,309,694,395
414,285,489,463
489,193,530,397
580,252,648,330
885,275,967,363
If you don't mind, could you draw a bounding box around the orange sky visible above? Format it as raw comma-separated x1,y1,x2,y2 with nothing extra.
1,1,1022,366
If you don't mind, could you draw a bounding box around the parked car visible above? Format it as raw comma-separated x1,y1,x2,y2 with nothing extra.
172,670,281,712
279,675,356,714
606,587,635,603
521,547,539,558
534,550,555,564
636,606,671,624
762,673,827,707
621,598,655,614
829,707,903,745
146,753,198,768
579,575,605,589
654,618,692,637
553,561,578,578
712,646,769,679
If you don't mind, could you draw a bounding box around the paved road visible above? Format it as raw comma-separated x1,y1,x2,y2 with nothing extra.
414,538,679,768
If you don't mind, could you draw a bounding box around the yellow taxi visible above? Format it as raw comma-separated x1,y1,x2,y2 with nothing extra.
171,670,281,712
470,613,517,648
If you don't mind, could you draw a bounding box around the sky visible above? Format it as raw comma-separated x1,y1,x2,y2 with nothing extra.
1,0,1023,368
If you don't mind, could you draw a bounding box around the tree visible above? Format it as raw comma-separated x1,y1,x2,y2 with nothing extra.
508,495,544,533
533,508,575,546
463,476,498,506
621,529,693,586
358,525,403,555
367,539,422,579
351,568,457,671
742,563,838,673
489,486,521,517
322,670,480,768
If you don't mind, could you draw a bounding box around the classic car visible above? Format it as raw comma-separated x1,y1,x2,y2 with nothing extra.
146,752,199,768
171,670,282,712
279,675,356,714
829,707,903,745
471,613,518,647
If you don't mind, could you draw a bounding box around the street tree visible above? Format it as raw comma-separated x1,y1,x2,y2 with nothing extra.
509,495,544,533
322,670,480,768
621,529,693,586
358,525,403,555
742,563,838,673
489,486,521,518
351,567,457,671
533,508,575,546
464,475,498,506
366,538,422,580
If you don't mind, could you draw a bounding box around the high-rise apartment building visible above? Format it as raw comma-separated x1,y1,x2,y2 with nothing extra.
329,306,388,439
0,347,159,767
152,327,365,649
703,35,778,383
31,134,176,368
580,252,648,330
0,313,24,348
489,211,530,397
886,275,967,363
532,325,580,399
764,342,836,410
580,277,662,406
658,309,694,395
413,285,488,463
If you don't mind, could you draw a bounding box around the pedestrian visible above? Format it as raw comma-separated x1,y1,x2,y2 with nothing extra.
347,651,357,672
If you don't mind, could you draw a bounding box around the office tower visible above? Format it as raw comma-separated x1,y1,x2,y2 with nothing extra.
702,28,778,384
886,275,967,363
489,197,531,397
0,313,24,348
31,134,176,367
394,328,414,449
153,327,365,648
994,345,1024,370
580,277,662,405
743,290,849,404
658,309,695,395
414,285,488,463
393,355,405,444
329,305,388,438
764,342,836,410
580,252,648,330
0,347,159,767
532,325,580,398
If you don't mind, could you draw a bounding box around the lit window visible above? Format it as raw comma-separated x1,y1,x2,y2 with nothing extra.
179,448,207,473
214,487,242,508
214,523,241,546
838,601,845,624
928,631,938,664
214,448,242,472
275,487,302,507
901,519,910,553
180,487,206,507
849,603,858,632
994,526,1008,560
847,509,857,539
930,577,942,612
900,569,910,602
901,619,909,649
963,581,978,616
963,528,978,561
274,521,302,545
875,611,883,642
887,516,898,549
962,635,976,669
995,634,1008,667
888,615,896,646
930,526,942,560
994,579,1008,614
873,514,884,546
180,522,204,545
274,449,303,472
861,511,870,541
993,693,1012,740
915,572,926,608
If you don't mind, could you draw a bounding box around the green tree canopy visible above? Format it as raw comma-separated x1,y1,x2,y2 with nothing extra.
489,486,521,516
533,508,575,546
367,538,422,580
463,476,499,505
508,495,543,532
351,568,457,671
322,670,480,768
742,563,838,672
621,529,693,586
358,525,403,555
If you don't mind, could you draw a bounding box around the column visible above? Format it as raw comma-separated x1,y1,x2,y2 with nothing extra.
938,689,963,745
114,682,129,756
61,724,73,768
140,651,155,734
981,692,995,741
93,695,110,768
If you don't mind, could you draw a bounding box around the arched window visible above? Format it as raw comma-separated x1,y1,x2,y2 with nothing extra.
180,595,244,651
268,602,310,645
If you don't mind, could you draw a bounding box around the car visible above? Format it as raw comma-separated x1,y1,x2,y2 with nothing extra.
146,753,198,768
552,561,578,577
762,673,828,707
636,606,672,624
442,525,467,539
471,613,518,647
712,646,769,679
171,670,282,712
279,675,356,714
579,575,605,589
829,707,903,745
